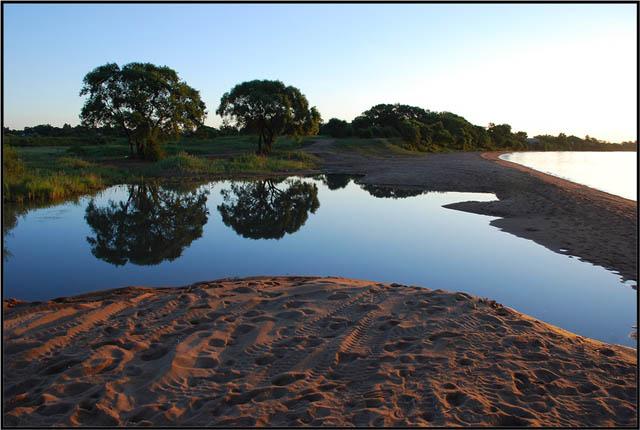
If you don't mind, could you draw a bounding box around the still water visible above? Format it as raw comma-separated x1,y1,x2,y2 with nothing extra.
2,175,637,346
500,151,637,200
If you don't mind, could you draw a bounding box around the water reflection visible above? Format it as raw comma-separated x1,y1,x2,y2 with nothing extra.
320,174,356,190
217,178,319,239
3,201,57,261
2,205,25,261
358,184,425,199
84,183,209,265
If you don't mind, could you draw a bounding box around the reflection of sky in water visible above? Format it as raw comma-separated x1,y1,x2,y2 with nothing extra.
500,151,637,200
2,177,637,347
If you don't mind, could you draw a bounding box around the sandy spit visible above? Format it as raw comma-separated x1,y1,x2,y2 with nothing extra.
305,141,637,282
3,276,637,427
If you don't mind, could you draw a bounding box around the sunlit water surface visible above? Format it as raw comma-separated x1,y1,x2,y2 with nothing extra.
2,175,636,346
500,151,637,200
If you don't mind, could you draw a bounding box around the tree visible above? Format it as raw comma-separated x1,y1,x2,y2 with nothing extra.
80,62,207,160
85,183,209,265
216,80,321,155
320,118,352,138
217,178,320,239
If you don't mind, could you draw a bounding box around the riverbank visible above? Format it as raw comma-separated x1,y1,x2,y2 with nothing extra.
2,276,637,427
306,140,637,282
2,137,320,204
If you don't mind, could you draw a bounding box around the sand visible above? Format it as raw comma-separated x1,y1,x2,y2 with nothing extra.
306,141,637,282
3,276,637,427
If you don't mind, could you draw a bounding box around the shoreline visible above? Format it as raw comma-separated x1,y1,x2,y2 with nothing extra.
306,141,637,282
3,276,637,427
484,151,636,207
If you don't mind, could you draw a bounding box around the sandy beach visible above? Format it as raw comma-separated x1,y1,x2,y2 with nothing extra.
2,276,637,427
307,141,637,282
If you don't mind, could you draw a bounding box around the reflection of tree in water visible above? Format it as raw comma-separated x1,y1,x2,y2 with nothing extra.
320,174,357,190
358,183,425,199
218,179,320,239
2,204,28,261
85,184,209,266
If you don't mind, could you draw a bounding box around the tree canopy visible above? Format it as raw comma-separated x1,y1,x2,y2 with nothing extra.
84,183,209,265
320,103,533,152
319,118,352,138
216,80,321,155
79,62,206,160
217,178,319,239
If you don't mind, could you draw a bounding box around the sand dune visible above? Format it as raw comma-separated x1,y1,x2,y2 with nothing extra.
3,277,637,427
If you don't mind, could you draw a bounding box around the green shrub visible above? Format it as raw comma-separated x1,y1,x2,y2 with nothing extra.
143,138,166,161
2,145,24,178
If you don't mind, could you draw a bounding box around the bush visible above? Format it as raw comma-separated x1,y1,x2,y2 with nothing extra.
149,152,209,174
398,121,421,147
356,127,374,139
320,118,352,138
2,145,24,178
143,138,165,161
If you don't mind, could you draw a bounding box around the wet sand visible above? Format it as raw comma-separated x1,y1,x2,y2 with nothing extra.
306,141,637,282
3,277,637,427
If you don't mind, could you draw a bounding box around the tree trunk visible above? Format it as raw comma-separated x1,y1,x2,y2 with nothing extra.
136,139,144,159
264,130,274,155
128,138,134,157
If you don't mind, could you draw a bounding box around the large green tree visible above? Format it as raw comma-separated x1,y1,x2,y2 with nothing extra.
80,62,207,160
216,80,321,155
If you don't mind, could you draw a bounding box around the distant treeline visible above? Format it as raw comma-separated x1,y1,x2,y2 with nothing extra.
320,104,528,152
1,123,241,146
530,134,637,151
319,104,637,152
4,104,637,152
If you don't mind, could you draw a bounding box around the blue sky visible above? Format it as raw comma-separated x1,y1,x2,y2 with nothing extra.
3,3,637,141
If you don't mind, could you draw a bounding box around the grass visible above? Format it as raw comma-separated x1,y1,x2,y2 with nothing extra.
331,137,423,157
4,173,105,203
163,135,314,156
2,134,110,147
3,134,320,204
144,151,318,177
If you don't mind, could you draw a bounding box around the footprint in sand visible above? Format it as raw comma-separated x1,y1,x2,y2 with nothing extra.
194,356,219,368
140,345,169,361
272,372,306,386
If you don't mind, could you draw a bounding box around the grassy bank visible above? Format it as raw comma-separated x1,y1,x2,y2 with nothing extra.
2,135,320,204
328,136,466,157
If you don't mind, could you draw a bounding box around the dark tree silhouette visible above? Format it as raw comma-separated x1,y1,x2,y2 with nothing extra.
321,174,356,190
216,80,321,155
217,179,319,239
358,183,424,199
85,184,209,265
80,62,206,160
